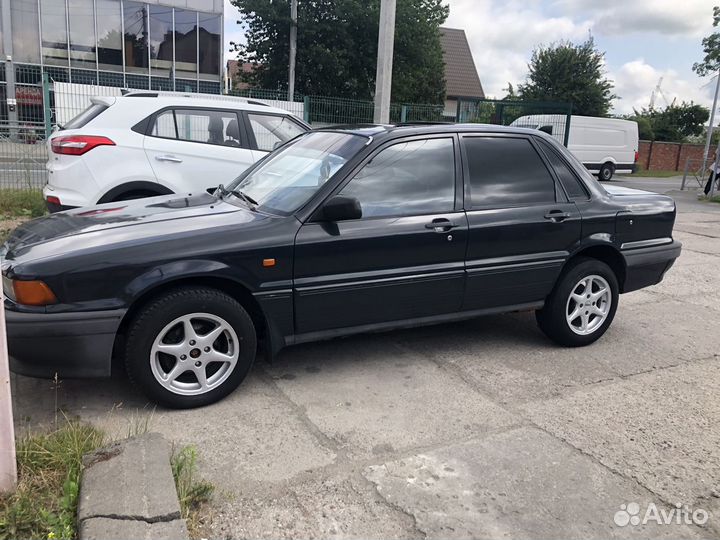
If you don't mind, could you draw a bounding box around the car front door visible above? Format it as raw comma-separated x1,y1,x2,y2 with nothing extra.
144,108,256,194
293,135,468,335
460,134,582,311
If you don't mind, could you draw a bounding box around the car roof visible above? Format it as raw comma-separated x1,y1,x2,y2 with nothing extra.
317,123,545,139
106,92,294,116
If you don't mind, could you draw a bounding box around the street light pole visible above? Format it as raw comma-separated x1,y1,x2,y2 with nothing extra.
288,0,298,102
0,286,17,493
373,0,396,124
701,70,720,182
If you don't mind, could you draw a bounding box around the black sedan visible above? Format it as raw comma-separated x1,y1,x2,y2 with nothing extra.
2,124,681,408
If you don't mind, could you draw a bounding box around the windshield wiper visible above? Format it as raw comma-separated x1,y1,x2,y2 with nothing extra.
230,189,258,210
217,183,258,211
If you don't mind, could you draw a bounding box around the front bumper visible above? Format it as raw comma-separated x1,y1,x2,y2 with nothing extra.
621,240,682,293
5,307,126,378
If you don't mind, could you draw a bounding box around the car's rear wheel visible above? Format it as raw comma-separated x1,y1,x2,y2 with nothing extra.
536,257,619,347
599,162,615,181
125,287,256,408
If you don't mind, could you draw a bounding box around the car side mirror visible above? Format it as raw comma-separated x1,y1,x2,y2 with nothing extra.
316,195,362,222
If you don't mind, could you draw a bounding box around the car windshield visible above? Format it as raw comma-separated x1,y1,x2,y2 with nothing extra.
225,131,368,215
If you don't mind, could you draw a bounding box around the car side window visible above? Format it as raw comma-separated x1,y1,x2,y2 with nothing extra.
248,114,306,152
338,138,455,219
536,138,590,200
463,136,556,208
152,110,177,138
150,109,243,147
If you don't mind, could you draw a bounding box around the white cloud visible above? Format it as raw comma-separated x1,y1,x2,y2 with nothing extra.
610,60,716,115
553,0,712,38
445,0,592,98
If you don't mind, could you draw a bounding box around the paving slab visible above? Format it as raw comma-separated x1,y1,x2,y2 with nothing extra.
674,231,720,256
267,335,520,459
393,295,716,404
211,473,419,539
78,432,180,523
12,370,337,493
521,357,720,506
363,426,703,539
80,517,188,540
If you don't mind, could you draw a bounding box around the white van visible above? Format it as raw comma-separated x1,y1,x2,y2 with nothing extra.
510,115,639,181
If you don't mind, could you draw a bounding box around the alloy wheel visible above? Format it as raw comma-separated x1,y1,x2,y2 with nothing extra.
150,313,239,396
565,275,612,335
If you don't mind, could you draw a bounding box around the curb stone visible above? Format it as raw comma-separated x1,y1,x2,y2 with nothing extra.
78,432,189,540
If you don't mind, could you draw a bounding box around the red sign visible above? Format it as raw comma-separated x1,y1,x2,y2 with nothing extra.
16,86,43,106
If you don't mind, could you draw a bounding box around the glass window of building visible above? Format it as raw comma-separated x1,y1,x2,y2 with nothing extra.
198,13,221,77
41,0,68,66
174,9,198,78
150,5,173,75
124,1,149,72
96,0,123,71
68,0,97,69
11,0,41,63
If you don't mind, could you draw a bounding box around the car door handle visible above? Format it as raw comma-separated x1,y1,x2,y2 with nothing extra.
155,154,183,163
425,219,459,232
544,210,571,222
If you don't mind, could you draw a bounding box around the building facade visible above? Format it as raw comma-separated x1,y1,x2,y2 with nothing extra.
0,0,223,124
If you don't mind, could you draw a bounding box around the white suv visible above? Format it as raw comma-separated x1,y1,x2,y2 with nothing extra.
44,93,310,212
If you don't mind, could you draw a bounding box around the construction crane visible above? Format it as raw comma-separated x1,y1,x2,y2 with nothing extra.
649,77,675,109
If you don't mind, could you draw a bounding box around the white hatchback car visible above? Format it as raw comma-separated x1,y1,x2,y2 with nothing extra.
44,93,310,212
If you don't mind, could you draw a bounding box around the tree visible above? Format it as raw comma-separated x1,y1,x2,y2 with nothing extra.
518,38,616,116
693,6,720,76
229,0,448,104
625,102,710,142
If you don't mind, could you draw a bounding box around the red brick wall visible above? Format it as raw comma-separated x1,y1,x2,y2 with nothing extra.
638,140,718,171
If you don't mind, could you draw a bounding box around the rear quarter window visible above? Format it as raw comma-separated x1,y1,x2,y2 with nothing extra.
536,138,590,200
62,103,108,130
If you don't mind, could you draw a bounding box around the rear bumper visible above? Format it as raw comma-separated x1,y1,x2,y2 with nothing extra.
621,240,681,293
45,200,78,213
5,307,125,378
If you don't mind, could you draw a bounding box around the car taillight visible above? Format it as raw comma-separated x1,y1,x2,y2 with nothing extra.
634,151,639,163
51,135,115,156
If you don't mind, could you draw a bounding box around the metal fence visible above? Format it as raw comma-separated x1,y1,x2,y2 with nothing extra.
0,64,574,191
0,122,48,190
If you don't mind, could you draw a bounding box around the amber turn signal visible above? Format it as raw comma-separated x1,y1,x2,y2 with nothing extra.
13,280,58,306
262,258,276,267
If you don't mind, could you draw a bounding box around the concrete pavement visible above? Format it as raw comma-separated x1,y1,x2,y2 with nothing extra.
10,176,720,539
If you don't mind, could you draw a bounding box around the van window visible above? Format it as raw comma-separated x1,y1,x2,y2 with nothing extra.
463,137,556,208
536,138,589,200
62,103,108,129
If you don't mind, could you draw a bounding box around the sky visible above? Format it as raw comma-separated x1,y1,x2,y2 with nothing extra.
223,0,717,115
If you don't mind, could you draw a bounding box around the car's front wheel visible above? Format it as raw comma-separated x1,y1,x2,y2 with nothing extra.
536,257,619,347
125,287,257,408
599,162,615,181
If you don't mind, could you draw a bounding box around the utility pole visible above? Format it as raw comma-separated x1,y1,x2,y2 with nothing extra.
0,286,17,493
701,71,720,183
373,0,396,124
288,0,298,102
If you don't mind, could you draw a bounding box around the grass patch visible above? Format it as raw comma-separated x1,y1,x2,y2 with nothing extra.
707,195,720,203
0,420,105,540
171,446,214,538
0,190,46,244
0,190,46,219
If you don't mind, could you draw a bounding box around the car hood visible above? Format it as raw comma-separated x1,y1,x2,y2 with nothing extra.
2,193,253,262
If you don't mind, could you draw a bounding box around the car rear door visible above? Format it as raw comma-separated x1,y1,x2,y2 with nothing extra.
143,107,257,194
460,133,582,310
293,135,468,334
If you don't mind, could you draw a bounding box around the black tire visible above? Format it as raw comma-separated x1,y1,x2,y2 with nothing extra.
125,287,257,408
599,162,615,181
536,257,619,347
